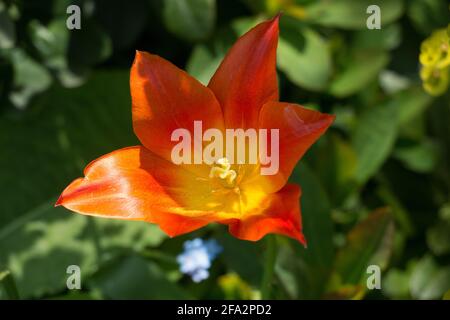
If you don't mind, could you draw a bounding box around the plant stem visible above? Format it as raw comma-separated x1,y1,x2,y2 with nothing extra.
260,235,277,299
0,270,20,300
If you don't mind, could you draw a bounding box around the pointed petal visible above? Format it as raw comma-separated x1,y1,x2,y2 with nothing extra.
226,184,306,244
242,102,334,193
131,51,224,174
208,16,279,129
56,146,217,237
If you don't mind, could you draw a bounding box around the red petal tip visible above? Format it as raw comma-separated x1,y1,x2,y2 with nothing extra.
301,238,308,248
134,50,149,62
134,50,144,60
328,114,337,127
293,231,307,247
54,195,63,207
269,13,281,30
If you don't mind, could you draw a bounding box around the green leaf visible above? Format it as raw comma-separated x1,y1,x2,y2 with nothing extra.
382,268,412,299
95,219,166,254
376,183,414,236
0,203,99,298
29,18,82,88
278,27,331,91
29,19,69,70
408,0,450,35
0,70,135,225
410,255,450,300
91,254,191,299
353,24,402,50
352,97,398,184
393,139,439,173
0,71,165,297
293,164,335,275
29,18,112,88
351,87,433,184
0,5,15,49
186,44,223,85
0,270,19,300
426,221,450,256
8,49,52,108
218,233,263,287
0,201,165,298
306,0,404,30
186,23,236,84
396,87,433,125
163,0,216,42
312,134,358,205
275,164,334,299
444,289,450,300
426,204,450,256
329,49,389,98
379,70,411,95
333,208,394,285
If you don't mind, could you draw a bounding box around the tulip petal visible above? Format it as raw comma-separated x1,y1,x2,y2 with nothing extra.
56,146,221,237
226,184,305,244
208,16,279,129
131,51,224,175
242,102,334,193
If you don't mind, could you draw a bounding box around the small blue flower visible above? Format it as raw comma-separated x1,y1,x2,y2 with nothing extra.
177,238,222,283
204,239,222,260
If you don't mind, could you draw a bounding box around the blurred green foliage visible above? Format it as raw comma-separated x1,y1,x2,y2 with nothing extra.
0,0,449,300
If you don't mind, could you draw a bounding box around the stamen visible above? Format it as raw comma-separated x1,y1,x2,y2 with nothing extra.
209,157,237,187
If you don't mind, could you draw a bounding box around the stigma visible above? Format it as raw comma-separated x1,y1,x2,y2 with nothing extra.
209,158,237,187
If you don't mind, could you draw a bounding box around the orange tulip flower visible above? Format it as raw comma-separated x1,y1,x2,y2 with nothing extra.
56,16,334,245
